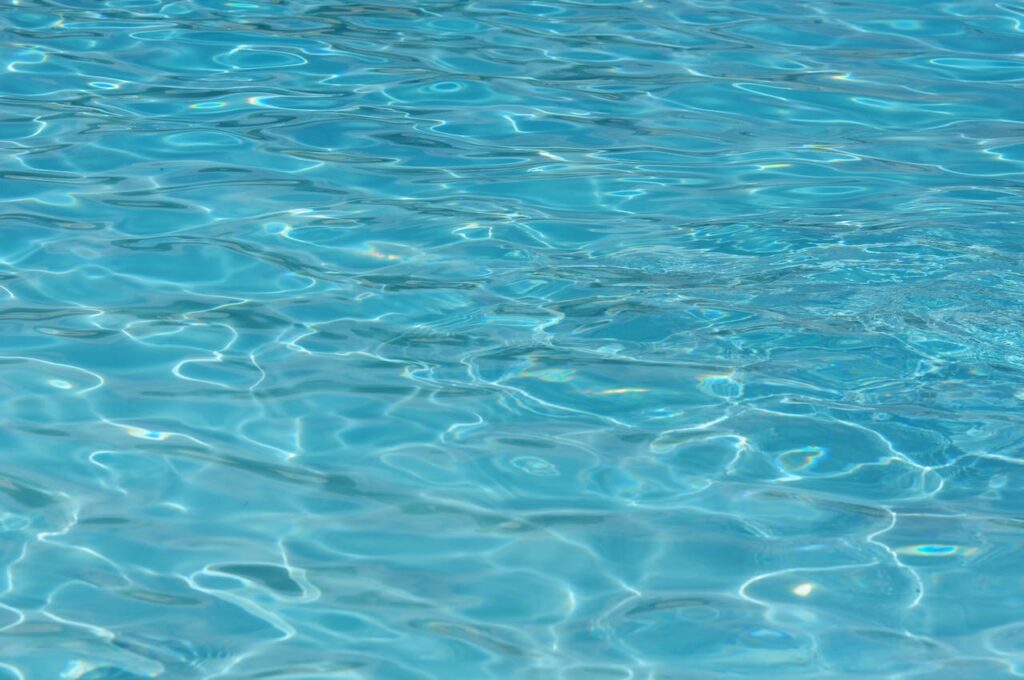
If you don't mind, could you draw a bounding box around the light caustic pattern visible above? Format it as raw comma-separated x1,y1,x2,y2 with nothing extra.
1,0,1024,677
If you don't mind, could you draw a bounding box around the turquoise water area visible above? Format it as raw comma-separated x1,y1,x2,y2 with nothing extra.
2,0,1023,677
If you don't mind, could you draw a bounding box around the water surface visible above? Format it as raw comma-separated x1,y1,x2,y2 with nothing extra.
2,0,1024,677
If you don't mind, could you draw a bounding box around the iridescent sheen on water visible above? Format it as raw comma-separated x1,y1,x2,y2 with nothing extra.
1,0,1023,677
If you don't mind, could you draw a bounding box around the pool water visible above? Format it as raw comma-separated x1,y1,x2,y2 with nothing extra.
2,0,1023,677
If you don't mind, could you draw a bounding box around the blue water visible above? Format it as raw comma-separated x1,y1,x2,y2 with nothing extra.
2,0,1023,677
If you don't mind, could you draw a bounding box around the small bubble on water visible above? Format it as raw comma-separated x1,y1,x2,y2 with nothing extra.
792,583,814,597
510,456,559,476
698,374,743,398
896,544,977,558
124,426,170,441
190,100,228,109
777,446,827,473
429,81,464,93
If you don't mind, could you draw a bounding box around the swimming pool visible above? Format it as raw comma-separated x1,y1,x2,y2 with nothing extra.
1,0,1023,677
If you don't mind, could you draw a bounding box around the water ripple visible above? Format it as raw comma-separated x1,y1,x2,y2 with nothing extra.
2,0,1024,677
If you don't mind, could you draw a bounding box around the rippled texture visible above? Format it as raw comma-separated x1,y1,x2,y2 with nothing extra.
2,0,1024,677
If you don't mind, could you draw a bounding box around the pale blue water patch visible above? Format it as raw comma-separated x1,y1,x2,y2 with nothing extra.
1,0,1023,676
